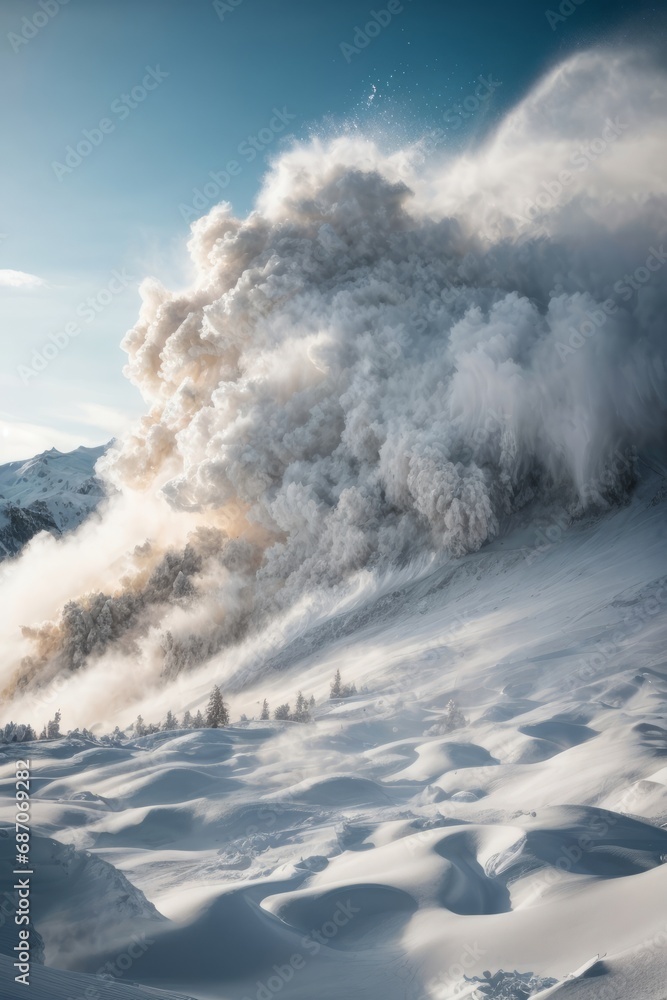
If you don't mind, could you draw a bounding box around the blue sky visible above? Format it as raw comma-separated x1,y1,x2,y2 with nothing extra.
0,0,657,461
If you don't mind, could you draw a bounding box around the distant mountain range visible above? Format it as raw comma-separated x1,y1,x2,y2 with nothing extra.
0,443,110,560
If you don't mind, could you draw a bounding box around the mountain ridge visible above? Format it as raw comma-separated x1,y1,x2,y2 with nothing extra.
0,442,111,559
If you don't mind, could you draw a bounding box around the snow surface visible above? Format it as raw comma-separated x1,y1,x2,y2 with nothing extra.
1,472,666,999
0,444,108,559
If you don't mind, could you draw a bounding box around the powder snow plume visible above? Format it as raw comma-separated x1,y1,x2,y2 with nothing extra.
2,46,667,729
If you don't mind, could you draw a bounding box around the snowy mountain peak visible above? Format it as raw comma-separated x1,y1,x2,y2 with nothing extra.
0,442,111,560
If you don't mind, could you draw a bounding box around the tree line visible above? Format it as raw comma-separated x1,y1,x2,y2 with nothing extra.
2,669,361,743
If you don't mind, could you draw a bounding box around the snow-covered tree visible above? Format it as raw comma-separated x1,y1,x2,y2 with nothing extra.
330,669,342,698
293,692,310,722
270,693,316,723
443,699,467,731
47,710,62,739
260,699,270,721
330,669,356,699
163,710,177,731
134,715,146,737
193,709,205,728
171,570,195,601
182,710,193,728
466,969,557,997
94,601,114,651
206,686,229,728
425,699,468,736
0,722,35,743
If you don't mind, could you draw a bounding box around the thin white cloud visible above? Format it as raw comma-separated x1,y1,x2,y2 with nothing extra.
0,269,45,290
73,402,135,438
0,415,101,463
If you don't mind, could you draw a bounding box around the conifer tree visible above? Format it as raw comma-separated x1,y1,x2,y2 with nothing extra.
293,691,309,722
2,722,17,742
330,670,356,698
163,710,177,731
182,710,193,728
443,699,467,732
193,709,205,728
330,669,342,699
260,699,270,721
206,685,229,728
47,710,62,739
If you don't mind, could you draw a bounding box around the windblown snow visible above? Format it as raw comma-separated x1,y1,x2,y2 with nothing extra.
0,42,667,1000
1,472,667,999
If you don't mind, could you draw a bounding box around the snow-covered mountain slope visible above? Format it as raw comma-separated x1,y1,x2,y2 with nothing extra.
1,473,665,1000
0,444,109,559
0,954,198,1000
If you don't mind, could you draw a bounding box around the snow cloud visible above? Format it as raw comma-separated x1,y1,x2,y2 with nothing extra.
2,45,667,727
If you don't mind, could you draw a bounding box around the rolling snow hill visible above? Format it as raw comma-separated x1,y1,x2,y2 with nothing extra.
1,471,666,1000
